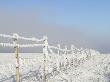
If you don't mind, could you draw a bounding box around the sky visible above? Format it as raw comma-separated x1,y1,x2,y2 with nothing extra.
0,0,110,53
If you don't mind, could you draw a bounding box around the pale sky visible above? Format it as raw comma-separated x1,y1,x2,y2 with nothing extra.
0,0,110,53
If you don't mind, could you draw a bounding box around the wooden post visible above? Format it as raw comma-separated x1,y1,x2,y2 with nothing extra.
13,33,20,82
71,45,74,66
58,44,60,56
65,46,68,68
43,36,48,82
71,45,74,55
58,44,62,70
65,46,67,55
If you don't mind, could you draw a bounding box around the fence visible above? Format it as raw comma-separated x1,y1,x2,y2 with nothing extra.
0,33,96,82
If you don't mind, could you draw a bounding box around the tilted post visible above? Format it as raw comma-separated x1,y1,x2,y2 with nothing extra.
43,36,48,82
13,33,20,82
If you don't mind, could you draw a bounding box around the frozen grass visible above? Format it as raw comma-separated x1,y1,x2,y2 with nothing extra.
0,49,110,82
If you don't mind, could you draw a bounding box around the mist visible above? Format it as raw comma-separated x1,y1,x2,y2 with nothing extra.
0,8,110,53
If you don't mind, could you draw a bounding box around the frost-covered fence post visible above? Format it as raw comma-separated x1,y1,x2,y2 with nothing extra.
71,45,74,55
70,45,74,66
65,46,69,69
13,33,20,82
43,36,48,82
58,44,62,70
65,46,67,55
58,44,60,56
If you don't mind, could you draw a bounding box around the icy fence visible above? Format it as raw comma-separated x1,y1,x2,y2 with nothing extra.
0,34,110,82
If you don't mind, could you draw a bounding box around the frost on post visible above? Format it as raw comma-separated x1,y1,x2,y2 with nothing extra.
13,33,20,82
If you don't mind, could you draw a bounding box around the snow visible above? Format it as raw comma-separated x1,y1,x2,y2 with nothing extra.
0,49,110,82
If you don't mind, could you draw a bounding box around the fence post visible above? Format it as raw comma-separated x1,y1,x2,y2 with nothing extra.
65,46,67,55
43,36,48,82
13,33,20,82
71,45,74,66
58,44,60,56
71,45,74,55
58,44,62,70
65,46,69,69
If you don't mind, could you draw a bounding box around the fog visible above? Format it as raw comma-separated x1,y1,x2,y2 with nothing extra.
0,8,110,53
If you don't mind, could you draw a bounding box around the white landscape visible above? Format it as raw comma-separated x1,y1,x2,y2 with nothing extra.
0,34,110,82
1,0,110,82
0,49,110,82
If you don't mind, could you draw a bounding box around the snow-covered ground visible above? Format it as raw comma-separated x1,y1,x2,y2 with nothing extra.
0,49,110,82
